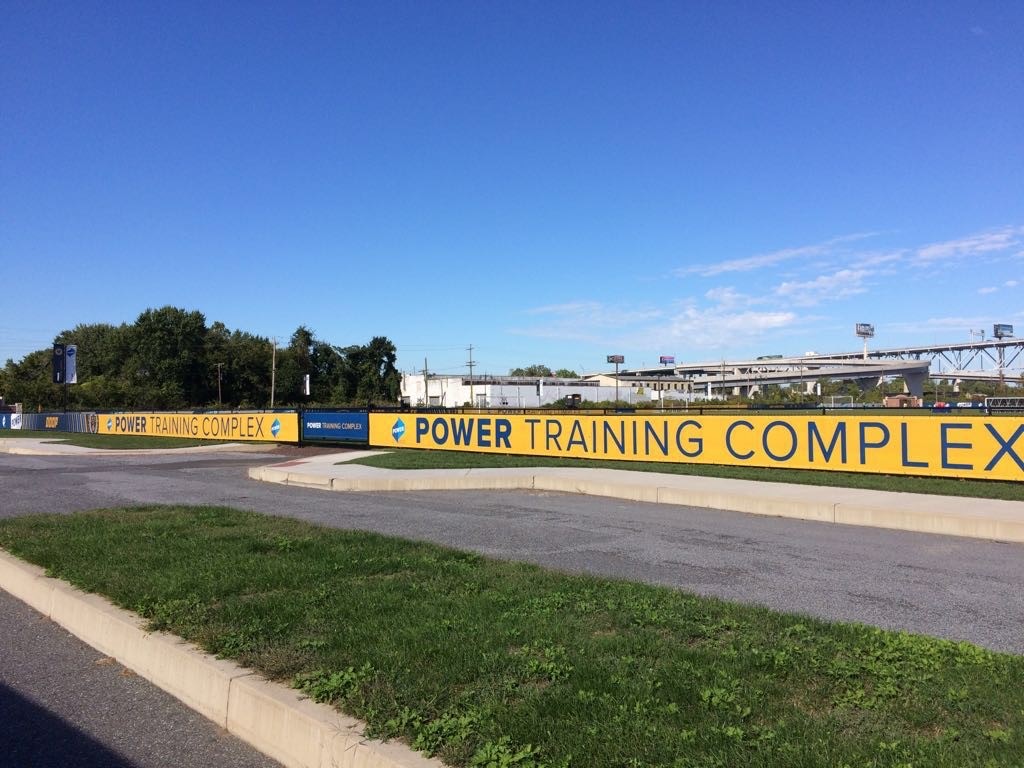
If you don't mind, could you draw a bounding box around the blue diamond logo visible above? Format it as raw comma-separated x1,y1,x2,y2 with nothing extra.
271,419,281,438
107,418,113,430
392,418,406,441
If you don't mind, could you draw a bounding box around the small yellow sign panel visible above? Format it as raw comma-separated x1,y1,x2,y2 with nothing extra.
98,412,299,443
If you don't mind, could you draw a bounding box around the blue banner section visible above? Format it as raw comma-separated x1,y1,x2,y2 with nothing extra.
19,412,99,433
66,345,78,384
302,411,369,443
0,412,11,430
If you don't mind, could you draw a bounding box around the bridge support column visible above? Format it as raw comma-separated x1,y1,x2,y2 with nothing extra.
903,371,926,397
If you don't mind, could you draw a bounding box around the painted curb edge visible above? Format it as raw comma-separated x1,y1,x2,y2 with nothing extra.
0,549,444,768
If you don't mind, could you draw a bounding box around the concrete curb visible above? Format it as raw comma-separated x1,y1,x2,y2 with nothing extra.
248,462,1024,543
0,550,444,768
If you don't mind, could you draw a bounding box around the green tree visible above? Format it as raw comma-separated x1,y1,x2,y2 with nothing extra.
307,340,343,404
226,331,273,408
1,308,402,410
271,327,314,406
203,321,232,407
57,322,133,409
0,349,61,411
553,368,578,378
266,327,348,406
123,306,209,408
336,336,401,404
510,364,554,377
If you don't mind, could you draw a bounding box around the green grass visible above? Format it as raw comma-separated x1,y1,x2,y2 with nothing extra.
0,429,235,449
350,449,1024,502
1,505,1021,768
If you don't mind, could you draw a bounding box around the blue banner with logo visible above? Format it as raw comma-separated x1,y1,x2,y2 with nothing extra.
19,412,98,433
302,411,369,443
66,344,78,384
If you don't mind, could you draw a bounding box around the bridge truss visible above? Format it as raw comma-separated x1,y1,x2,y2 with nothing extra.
622,338,1024,397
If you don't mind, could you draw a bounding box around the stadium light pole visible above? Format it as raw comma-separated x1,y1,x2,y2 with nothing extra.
969,329,985,370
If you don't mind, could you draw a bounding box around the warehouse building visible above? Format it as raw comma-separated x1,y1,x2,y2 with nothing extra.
400,373,696,408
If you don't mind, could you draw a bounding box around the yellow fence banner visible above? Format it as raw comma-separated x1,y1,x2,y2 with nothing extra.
369,412,1024,482
99,412,299,443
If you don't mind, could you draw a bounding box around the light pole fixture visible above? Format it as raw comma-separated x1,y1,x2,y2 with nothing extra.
855,323,874,359
606,355,624,406
970,329,985,370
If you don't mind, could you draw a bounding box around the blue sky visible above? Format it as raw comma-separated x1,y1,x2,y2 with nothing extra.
3,1,1022,377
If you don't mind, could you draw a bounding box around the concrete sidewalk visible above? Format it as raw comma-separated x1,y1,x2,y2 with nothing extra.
249,451,1024,544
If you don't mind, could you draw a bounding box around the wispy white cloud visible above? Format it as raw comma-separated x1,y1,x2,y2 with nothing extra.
887,316,992,336
524,301,663,327
514,295,798,353
661,307,798,349
675,232,878,277
774,268,871,306
914,226,1024,264
508,324,601,344
524,301,599,317
703,286,758,308
858,250,906,268
512,301,665,345
977,278,1021,295
675,227,1022,282
513,224,1023,361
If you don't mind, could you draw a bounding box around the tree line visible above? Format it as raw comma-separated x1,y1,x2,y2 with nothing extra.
508,364,579,378
0,306,401,411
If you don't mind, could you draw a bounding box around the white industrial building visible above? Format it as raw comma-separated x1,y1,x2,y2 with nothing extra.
400,373,697,408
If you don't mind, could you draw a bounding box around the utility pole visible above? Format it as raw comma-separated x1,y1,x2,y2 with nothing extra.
421,358,429,406
215,362,224,407
466,345,475,407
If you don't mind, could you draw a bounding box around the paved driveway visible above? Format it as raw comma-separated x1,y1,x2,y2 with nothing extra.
2,449,1021,654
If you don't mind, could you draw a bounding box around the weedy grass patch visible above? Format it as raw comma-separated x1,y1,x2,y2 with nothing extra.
350,449,1024,502
1,505,1021,767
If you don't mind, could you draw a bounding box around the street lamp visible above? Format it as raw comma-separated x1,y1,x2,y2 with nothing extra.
606,355,624,406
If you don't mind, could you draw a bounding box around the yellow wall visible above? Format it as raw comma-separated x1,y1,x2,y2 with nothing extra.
99,412,299,442
370,412,1024,481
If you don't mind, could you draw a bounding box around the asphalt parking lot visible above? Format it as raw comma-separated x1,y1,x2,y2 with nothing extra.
2,448,1022,654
